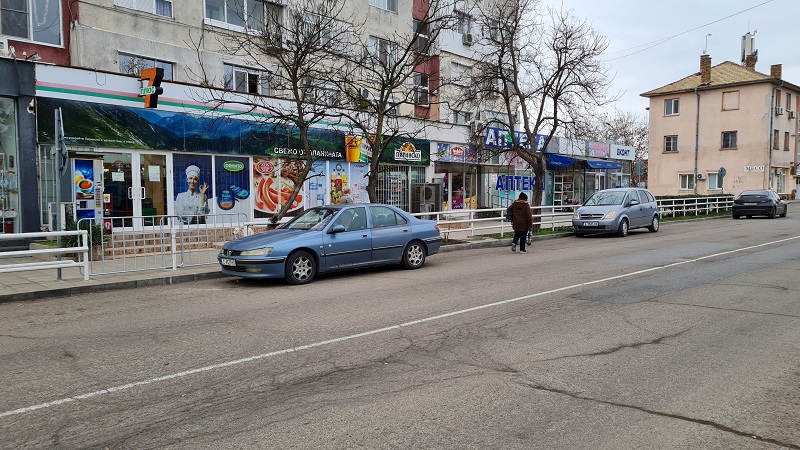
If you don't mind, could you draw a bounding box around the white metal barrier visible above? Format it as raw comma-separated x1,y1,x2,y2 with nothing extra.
0,231,90,280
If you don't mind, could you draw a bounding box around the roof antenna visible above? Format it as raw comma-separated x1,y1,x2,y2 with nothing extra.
703,33,712,55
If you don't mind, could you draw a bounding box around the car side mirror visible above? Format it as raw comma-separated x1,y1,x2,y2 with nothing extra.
629,199,639,206
329,224,346,234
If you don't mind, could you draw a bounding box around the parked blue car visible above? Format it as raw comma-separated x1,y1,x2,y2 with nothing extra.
572,188,660,237
218,204,443,284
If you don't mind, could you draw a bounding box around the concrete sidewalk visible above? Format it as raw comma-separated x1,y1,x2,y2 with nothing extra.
0,233,540,304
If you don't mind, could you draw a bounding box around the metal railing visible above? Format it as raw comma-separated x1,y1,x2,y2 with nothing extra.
78,213,247,276
657,196,733,217
0,230,90,280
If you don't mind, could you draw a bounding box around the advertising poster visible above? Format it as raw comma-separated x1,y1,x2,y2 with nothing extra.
214,156,251,217
74,159,95,201
304,161,327,209
344,136,373,163
349,163,370,203
329,162,347,204
173,154,213,224
253,156,306,218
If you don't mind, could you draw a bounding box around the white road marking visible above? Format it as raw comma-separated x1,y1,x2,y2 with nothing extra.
3,235,799,419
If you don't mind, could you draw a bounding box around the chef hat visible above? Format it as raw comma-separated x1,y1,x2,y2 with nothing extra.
185,165,200,179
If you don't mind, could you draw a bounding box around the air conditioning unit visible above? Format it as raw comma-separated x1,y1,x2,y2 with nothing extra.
696,173,706,180
775,106,784,115
462,33,474,46
412,184,442,215
789,110,796,119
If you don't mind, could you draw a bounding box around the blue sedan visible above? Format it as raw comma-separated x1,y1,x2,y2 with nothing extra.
218,204,443,284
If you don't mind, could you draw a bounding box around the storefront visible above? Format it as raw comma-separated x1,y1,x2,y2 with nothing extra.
33,65,433,230
0,59,36,234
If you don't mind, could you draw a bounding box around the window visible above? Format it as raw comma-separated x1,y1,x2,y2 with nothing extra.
456,11,472,35
773,130,779,150
664,135,678,152
368,0,397,12
370,205,406,228
119,53,174,80
0,0,62,45
413,20,429,54
450,61,472,85
451,110,472,125
224,64,269,95
707,173,723,190
776,89,781,107
115,0,172,17
413,72,429,106
302,12,331,46
786,93,792,111
775,168,786,193
722,91,739,111
721,131,737,149
368,36,397,66
785,132,790,151
679,174,695,191
304,80,339,106
205,0,268,30
665,98,679,116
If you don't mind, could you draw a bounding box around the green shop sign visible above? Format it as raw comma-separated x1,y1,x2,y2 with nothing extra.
223,160,245,171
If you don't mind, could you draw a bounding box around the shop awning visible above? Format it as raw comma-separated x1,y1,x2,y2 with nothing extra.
546,154,577,168
586,160,623,170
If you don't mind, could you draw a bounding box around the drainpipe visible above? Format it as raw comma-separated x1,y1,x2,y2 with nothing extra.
694,87,700,194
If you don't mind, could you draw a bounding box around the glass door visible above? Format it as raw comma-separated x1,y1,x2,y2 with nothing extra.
138,153,168,226
102,153,135,229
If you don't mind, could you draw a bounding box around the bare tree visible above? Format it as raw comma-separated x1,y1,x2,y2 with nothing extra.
577,108,649,186
458,0,613,221
333,0,456,202
188,0,359,223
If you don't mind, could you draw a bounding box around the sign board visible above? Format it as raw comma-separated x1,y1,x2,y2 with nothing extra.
744,166,765,172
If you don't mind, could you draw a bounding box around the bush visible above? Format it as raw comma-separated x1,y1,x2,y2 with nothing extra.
62,220,106,247
474,208,502,219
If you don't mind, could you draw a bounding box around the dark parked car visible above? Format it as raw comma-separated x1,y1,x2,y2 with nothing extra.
572,188,660,237
218,204,442,284
732,190,787,219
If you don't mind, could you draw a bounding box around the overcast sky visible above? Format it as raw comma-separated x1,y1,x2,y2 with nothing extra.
545,0,800,116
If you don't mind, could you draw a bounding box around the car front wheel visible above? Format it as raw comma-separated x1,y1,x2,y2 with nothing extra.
648,216,659,232
616,218,629,237
780,205,787,217
402,241,426,269
768,207,776,219
285,251,316,285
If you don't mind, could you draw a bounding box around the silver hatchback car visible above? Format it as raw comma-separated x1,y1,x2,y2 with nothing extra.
572,188,660,237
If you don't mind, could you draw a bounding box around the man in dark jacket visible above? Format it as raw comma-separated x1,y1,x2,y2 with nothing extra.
508,192,533,253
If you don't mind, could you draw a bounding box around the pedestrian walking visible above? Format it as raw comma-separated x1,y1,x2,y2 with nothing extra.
507,192,533,253
340,186,354,204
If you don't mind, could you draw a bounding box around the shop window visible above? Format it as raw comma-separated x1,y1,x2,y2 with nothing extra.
1,98,19,233
119,53,174,81
0,0,62,45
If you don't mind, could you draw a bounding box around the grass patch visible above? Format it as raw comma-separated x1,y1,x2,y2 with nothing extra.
660,211,730,221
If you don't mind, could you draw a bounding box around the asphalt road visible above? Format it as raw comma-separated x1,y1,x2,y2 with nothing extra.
1,214,799,449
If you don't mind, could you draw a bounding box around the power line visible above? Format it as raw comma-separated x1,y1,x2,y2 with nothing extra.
602,0,774,62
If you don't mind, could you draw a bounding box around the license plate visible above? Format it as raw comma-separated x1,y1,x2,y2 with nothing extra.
745,203,756,205
583,221,599,226
220,258,236,267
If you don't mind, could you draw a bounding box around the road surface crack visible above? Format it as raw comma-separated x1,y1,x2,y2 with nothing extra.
534,329,688,363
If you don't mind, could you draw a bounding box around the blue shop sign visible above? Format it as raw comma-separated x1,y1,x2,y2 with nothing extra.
495,175,536,191
483,127,530,150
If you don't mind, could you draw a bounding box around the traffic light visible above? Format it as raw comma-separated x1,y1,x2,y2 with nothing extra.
139,67,164,108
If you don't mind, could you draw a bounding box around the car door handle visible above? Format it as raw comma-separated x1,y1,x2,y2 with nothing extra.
402,229,410,233
362,234,368,238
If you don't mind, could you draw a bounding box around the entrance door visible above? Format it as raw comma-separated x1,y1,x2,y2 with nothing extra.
101,151,170,231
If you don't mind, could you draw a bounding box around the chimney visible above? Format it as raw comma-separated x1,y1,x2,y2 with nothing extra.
745,54,757,70
770,64,782,79
700,54,711,84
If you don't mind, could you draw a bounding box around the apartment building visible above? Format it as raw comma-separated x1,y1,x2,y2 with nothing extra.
642,53,800,198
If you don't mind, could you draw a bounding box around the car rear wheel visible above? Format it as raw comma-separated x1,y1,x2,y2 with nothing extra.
402,241,426,269
768,207,776,219
574,232,584,237
648,216,659,232
285,251,316,285
732,214,740,219
616,219,629,237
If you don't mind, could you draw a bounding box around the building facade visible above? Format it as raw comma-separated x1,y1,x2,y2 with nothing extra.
642,54,800,197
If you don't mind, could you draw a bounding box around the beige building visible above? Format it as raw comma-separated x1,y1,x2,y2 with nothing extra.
642,54,800,197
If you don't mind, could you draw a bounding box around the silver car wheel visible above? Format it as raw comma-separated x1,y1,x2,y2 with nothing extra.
648,216,659,232
616,218,629,237
402,241,426,269
286,251,316,285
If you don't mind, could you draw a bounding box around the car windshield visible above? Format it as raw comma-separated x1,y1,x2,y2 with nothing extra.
584,191,626,206
738,191,768,199
282,208,336,231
